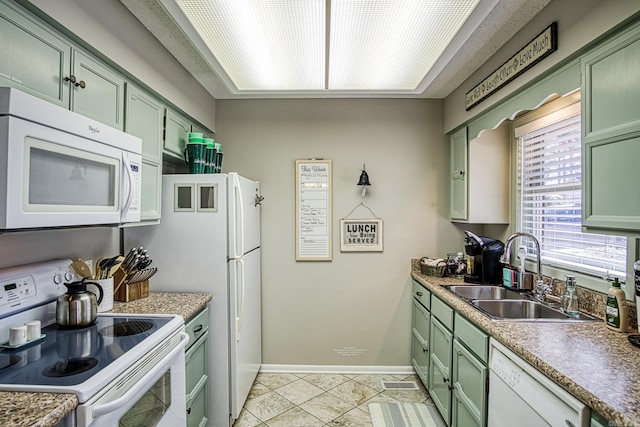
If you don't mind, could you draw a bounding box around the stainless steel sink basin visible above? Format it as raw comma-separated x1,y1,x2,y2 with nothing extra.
471,299,598,321
445,285,524,300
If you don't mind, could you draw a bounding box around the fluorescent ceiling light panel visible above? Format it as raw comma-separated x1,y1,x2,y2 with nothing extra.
174,0,480,92
330,0,480,90
176,0,325,90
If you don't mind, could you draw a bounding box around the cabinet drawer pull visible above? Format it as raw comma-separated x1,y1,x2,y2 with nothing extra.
416,291,423,297
193,325,203,333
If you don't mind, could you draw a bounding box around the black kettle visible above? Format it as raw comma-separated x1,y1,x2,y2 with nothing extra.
56,278,104,328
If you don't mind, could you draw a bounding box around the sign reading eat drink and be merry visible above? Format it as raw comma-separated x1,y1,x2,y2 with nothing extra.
465,22,557,110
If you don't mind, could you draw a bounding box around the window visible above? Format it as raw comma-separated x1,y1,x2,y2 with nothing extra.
515,101,627,279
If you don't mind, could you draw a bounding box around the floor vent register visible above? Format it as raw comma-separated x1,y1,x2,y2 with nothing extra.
380,381,419,390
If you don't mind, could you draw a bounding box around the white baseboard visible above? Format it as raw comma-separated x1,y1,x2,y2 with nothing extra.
259,364,415,375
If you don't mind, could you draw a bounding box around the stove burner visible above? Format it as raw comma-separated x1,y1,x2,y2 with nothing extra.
99,320,154,337
43,357,98,377
0,353,26,371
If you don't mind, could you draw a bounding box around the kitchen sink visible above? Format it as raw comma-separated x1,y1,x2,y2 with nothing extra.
471,299,599,321
444,285,599,322
445,285,524,301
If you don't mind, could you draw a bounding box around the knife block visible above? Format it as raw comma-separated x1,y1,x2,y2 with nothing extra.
114,280,149,302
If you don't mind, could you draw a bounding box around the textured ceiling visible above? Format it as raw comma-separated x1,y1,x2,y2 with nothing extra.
120,0,552,99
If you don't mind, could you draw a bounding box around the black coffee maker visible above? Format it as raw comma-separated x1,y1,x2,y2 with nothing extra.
463,230,505,284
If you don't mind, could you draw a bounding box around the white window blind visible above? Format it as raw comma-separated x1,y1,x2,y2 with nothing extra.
516,105,627,279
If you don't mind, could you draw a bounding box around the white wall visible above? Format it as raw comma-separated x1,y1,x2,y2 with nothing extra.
444,0,640,132
217,99,466,367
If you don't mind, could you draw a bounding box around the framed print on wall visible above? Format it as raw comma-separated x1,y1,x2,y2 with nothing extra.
340,218,383,252
295,159,332,261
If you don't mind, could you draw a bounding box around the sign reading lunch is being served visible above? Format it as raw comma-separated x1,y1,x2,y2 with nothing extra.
340,218,383,252
465,22,557,110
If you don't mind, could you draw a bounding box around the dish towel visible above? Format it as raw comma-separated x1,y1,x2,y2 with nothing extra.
369,402,440,427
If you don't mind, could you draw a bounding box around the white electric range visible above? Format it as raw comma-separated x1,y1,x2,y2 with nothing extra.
0,259,188,427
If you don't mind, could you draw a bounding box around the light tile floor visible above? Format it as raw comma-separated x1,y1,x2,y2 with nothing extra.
233,372,436,427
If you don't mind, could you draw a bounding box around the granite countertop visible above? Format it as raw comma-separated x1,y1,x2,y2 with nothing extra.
112,292,212,322
0,292,211,427
411,271,640,427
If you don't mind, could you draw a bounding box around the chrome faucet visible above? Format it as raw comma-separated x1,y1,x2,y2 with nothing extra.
501,232,543,292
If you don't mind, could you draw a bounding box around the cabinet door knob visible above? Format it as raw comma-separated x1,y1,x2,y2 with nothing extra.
186,407,192,414
64,75,77,84
75,80,86,89
422,347,428,353
443,377,449,383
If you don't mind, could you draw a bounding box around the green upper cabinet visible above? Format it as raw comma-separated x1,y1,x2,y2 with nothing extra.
126,85,164,221
450,127,468,221
126,85,164,163
0,0,126,130
0,1,70,108
71,51,126,130
582,21,640,231
449,123,510,224
164,108,192,160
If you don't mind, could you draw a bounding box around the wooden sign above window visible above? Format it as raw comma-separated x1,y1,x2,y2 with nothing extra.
465,22,557,111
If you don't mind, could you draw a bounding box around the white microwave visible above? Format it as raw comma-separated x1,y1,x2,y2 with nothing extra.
0,87,142,229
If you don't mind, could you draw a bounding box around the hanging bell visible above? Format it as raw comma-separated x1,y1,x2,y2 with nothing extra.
357,170,371,186
357,165,371,196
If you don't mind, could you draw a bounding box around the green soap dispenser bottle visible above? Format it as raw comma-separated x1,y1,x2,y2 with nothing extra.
606,278,628,332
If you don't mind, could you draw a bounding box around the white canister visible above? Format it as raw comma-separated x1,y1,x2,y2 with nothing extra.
25,320,41,341
9,325,27,346
89,278,114,312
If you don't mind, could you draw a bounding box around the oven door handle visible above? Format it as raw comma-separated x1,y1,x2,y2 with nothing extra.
92,332,189,418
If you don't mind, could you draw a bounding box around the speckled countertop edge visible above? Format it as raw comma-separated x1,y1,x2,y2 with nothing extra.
111,292,212,321
0,392,77,427
411,270,640,427
0,292,212,427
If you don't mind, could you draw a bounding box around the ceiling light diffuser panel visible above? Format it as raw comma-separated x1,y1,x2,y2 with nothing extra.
173,0,480,93
175,0,326,91
330,0,479,90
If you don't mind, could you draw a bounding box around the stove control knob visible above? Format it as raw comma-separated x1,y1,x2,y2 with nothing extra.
53,273,63,284
64,271,75,282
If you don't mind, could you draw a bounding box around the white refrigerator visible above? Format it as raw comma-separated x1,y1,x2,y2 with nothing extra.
125,173,261,427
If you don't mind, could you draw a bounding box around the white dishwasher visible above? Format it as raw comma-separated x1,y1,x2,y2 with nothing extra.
488,339,589,427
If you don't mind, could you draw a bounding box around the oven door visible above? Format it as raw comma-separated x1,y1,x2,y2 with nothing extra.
76,331,188,427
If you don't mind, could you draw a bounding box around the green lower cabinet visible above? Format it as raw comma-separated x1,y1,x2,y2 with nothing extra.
187,377,208,427
412,298,430,386
429,317,453,426
424,298,489,427
451,339,488,427
185,307,209,427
